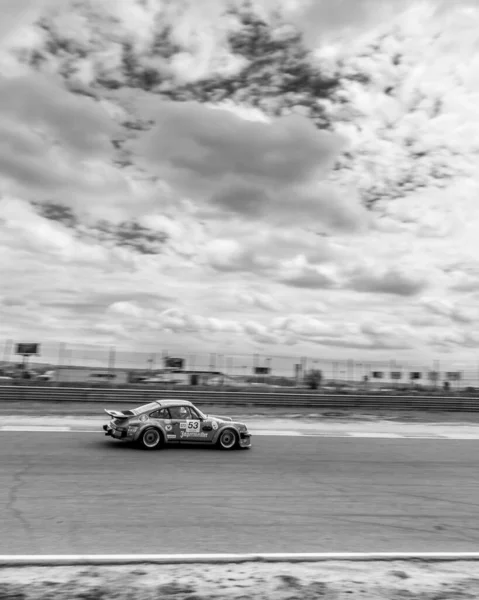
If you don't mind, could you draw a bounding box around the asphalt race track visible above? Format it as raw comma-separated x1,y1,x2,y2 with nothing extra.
1,433,479,554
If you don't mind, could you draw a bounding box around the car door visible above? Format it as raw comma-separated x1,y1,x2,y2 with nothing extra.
169,406,208,442
149,408,175,441
189,406,217,442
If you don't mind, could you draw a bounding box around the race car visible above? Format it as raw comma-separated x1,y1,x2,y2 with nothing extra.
102,399,252,451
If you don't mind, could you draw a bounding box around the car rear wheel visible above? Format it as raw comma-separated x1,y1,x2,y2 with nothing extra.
139,427,163,450
218,428,238,450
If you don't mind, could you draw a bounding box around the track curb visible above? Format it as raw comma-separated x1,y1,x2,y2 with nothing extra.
2,553,479,565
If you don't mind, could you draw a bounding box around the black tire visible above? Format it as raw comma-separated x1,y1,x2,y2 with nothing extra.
218,428,238,450
139,427,163,450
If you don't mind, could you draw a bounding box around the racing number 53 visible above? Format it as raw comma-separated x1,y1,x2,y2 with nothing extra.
186,420,200,432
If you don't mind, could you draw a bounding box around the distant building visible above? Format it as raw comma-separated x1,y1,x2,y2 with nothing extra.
132,369,228,386
51,366,130,385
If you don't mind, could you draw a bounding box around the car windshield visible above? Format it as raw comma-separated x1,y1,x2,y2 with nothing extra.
131,402,159,416
191,406,206,419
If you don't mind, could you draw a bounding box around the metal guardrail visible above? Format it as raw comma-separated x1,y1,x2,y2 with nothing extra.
0,386,478,411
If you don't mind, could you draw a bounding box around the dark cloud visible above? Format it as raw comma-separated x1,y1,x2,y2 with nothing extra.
0,73,117,156
347,268,427,296
33,202,78,228
95,220,168,255
280,269,335,289
132,99,368,231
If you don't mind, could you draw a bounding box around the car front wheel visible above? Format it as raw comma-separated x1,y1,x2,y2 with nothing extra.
218,428,238,450
139,427,163,450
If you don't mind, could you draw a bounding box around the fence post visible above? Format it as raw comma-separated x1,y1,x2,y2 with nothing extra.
224,356,230,377
432,359,439,390
300,357,307,387
210,353,216,370
253,353,259,375
108,347,116,387
57,343,65,386
2,339,13,364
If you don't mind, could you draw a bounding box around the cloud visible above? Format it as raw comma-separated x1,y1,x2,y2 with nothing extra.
0,72,135,224
0,72,115,155
238,291,283,312
273,315,348,338
204,239,273,274
204,227,336,278
316,2,479,214
131,99,368,232
2,0,248,85
0,0,58,48
278,258,336,289
347,266,427,296
421,298,476,324
0,196,111,265
1,0,479,366
107,301,144,319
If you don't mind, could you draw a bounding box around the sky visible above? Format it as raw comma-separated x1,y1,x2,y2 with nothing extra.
1,0,479,371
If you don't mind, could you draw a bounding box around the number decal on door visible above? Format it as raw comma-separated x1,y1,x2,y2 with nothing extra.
186,420,200,432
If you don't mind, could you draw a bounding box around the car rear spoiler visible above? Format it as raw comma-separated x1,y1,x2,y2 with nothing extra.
104,409,128,418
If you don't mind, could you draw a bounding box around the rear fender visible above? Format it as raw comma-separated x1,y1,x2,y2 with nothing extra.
134,424,167,443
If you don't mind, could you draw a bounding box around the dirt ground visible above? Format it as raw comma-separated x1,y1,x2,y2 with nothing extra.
0,560,479,599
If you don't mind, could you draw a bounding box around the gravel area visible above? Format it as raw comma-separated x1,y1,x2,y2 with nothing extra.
1,561,479,599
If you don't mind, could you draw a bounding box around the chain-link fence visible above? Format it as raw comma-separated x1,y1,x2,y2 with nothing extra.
0,339,477,391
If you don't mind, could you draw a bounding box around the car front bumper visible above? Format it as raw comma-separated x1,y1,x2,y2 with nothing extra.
239,431,252,448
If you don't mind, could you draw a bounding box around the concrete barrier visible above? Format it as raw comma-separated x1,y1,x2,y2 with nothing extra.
0,385,478,411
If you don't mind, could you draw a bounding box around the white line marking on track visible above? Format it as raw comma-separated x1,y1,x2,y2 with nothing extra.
0,426,72,432
2,552,479,565
251,430,303,436
1,427,479,439
298,432,352,437
441,433,479,439
342,432,403,438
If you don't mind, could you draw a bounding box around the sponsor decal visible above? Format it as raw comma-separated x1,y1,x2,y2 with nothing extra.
139,414,148,422
165,424,172,432
180,422,187,430
185,420,200,433
180,431,208,439
164,419,171,425
212,420,218,431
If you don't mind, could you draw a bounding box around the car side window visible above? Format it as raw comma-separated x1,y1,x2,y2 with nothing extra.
150,408,170,419
169,406,191,419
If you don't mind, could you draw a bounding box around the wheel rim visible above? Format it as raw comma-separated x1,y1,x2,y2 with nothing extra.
220,431,235,448
144,429,160,447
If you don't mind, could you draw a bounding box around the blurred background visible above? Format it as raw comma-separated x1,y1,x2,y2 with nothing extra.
0,339,473,394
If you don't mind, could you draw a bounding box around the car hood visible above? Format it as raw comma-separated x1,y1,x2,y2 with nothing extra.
207,414,233,422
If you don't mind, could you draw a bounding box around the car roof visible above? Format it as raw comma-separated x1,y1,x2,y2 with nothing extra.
156,399,194,408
